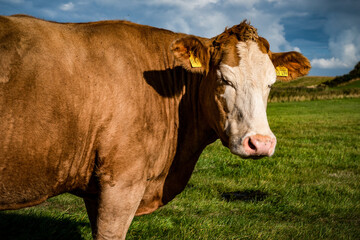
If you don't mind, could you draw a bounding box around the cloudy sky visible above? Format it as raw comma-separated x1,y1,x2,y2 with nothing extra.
1,0,359,76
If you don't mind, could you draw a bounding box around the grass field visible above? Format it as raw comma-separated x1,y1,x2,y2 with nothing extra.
1,98,359,239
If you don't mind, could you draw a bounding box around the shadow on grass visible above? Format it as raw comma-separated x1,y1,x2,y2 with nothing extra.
221,190,268,202
0,212,90,240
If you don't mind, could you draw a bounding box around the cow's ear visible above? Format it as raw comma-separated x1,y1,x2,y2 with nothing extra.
171,36,209,73
271,51,311,81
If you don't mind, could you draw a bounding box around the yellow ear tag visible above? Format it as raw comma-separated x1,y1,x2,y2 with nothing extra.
275,66,288,77
189,51,202,68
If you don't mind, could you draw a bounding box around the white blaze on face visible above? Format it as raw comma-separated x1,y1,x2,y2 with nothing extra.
218,41,276,156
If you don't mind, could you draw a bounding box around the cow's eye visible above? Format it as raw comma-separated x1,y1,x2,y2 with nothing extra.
221,78,235,88
268,84,272,89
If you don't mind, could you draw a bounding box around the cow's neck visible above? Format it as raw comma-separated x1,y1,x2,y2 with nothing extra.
161,67,218,204
139,38,218,207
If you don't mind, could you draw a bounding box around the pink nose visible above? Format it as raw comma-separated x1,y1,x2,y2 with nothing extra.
243,134,276,157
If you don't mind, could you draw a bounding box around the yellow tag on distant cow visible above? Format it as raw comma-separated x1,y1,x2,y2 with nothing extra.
189,51,202,68
275,66,288,77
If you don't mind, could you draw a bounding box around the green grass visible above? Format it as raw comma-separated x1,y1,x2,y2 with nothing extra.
1,98,360,239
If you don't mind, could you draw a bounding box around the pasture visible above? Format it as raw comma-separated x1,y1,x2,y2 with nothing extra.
1,98,359,239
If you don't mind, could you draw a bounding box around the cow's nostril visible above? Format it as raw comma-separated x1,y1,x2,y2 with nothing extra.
240,134,276,157
248,138,257,150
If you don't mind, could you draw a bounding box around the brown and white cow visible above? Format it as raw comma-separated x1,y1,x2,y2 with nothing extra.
0,15,310,239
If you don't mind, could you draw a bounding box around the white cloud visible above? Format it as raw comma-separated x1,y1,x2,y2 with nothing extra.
276,0,360,72
164,16,191,35
235,8,291,52
258,21,289,52
311,57,348,69
165,1,298,52
151,7,228,38
192,11,229,37
293,47,301,52
312,26,360,69
60,2,75,11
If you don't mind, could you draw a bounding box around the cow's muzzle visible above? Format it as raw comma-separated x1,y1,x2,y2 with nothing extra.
229,134,276,158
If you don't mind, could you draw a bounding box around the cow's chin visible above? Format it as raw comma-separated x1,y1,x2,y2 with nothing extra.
221,135,251,158
228,143,259,159
229,145,265,159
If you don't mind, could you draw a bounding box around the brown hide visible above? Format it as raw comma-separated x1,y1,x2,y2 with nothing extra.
0,15,217,214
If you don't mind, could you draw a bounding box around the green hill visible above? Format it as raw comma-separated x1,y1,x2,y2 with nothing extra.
269,62,360,102
272,76,334,88
323,61,360,87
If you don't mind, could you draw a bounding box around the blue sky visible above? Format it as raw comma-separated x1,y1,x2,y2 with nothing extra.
1,0,359,76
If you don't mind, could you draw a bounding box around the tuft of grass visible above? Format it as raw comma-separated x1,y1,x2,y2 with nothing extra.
1,98,359,239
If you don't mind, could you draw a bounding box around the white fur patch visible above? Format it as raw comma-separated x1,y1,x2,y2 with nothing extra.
219,41,276,138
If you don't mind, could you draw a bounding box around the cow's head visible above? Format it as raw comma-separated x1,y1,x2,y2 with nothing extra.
171,21,311,158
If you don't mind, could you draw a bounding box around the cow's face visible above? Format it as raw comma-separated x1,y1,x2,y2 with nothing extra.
211,39,277,158
171,22,311,158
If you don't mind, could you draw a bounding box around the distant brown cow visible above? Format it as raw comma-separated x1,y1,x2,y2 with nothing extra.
0,15,310,239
